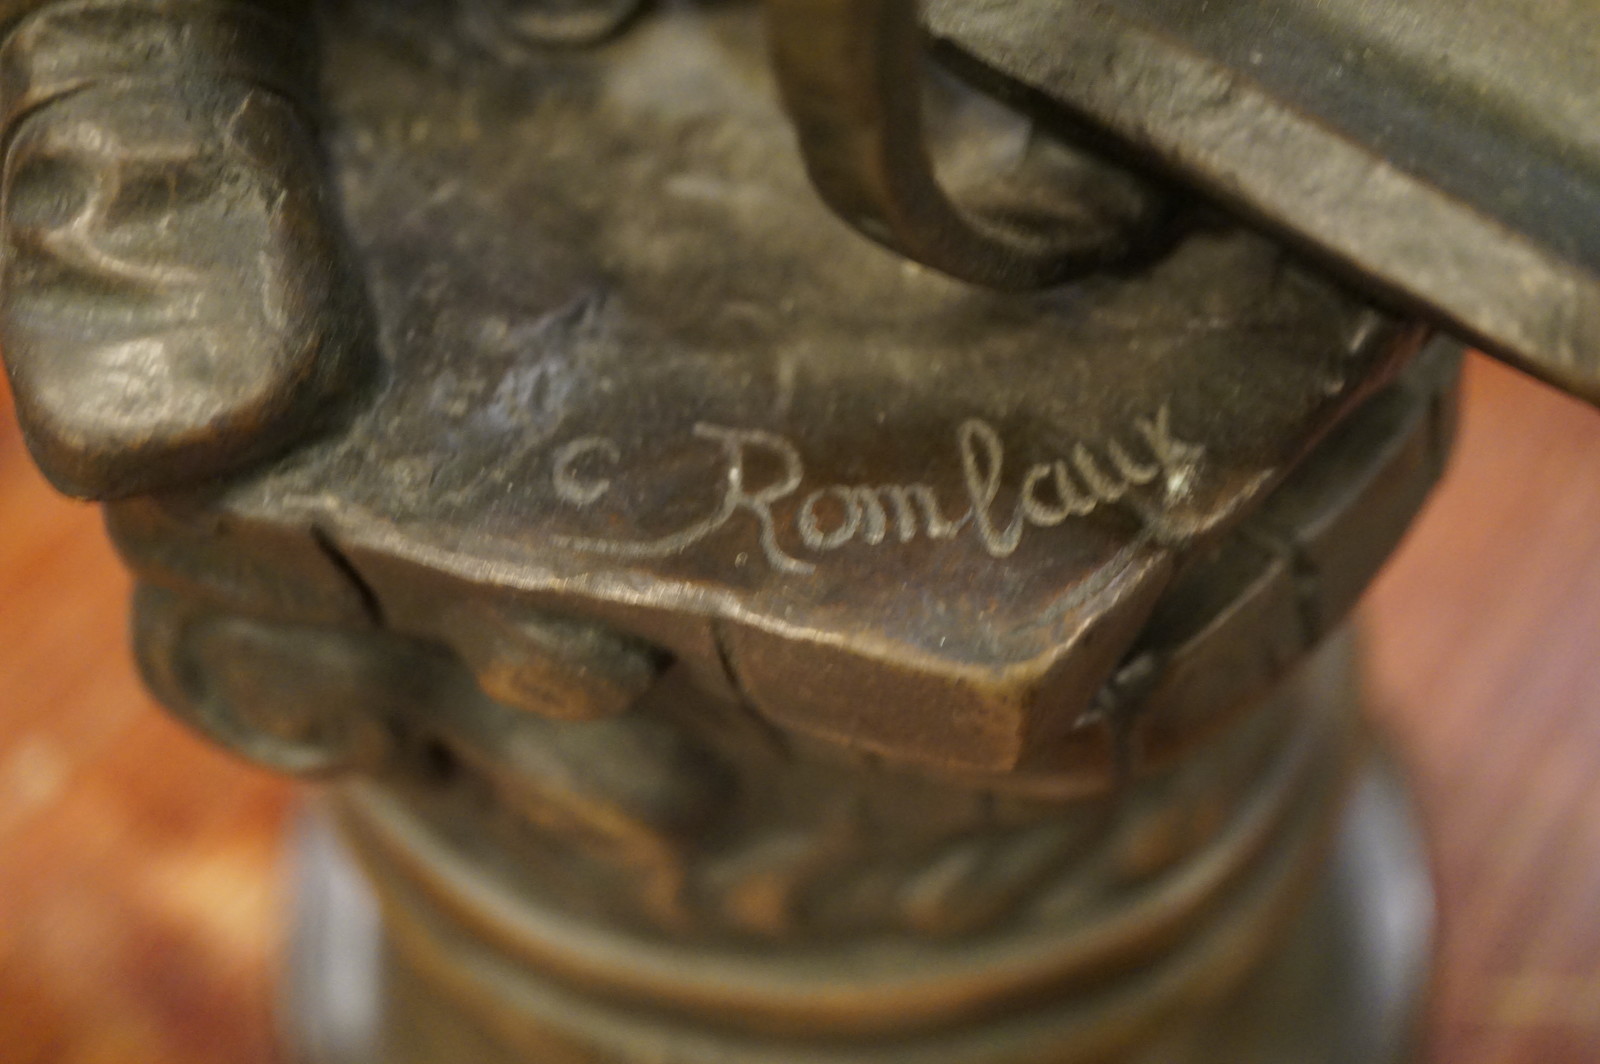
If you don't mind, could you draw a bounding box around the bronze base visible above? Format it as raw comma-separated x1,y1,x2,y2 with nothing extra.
280,751,1433,1064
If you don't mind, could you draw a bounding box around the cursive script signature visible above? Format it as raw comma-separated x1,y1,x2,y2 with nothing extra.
551,408,1204,574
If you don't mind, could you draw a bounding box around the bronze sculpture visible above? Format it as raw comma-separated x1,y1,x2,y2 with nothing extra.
1,0,1595,1061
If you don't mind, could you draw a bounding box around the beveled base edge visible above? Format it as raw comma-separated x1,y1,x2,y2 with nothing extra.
278,756,1433,1064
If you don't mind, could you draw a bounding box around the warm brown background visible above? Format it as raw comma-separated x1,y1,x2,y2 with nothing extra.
1,355,1597,1064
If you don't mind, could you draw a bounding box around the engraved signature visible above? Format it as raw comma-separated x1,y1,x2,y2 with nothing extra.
551,407,1204,573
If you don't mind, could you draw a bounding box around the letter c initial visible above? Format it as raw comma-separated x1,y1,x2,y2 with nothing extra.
553,437,621,506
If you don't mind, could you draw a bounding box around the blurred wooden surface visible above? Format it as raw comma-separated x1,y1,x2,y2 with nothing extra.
1364,355,1600,1063
0,372,292,1064
1,354,1597,1064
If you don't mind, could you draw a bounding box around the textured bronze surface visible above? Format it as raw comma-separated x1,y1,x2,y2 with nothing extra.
925,0,1600,404
282,633,1433,1064
764,0,1171,289
0,0,1592,1061
16,355,1600,1064
0,0,374,499
92,3,1455,1057
106,0,1428,778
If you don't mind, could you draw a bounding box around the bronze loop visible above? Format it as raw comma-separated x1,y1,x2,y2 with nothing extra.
764,0,1153,290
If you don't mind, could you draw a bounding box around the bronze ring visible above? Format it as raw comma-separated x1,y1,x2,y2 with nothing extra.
765,0,1144,290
